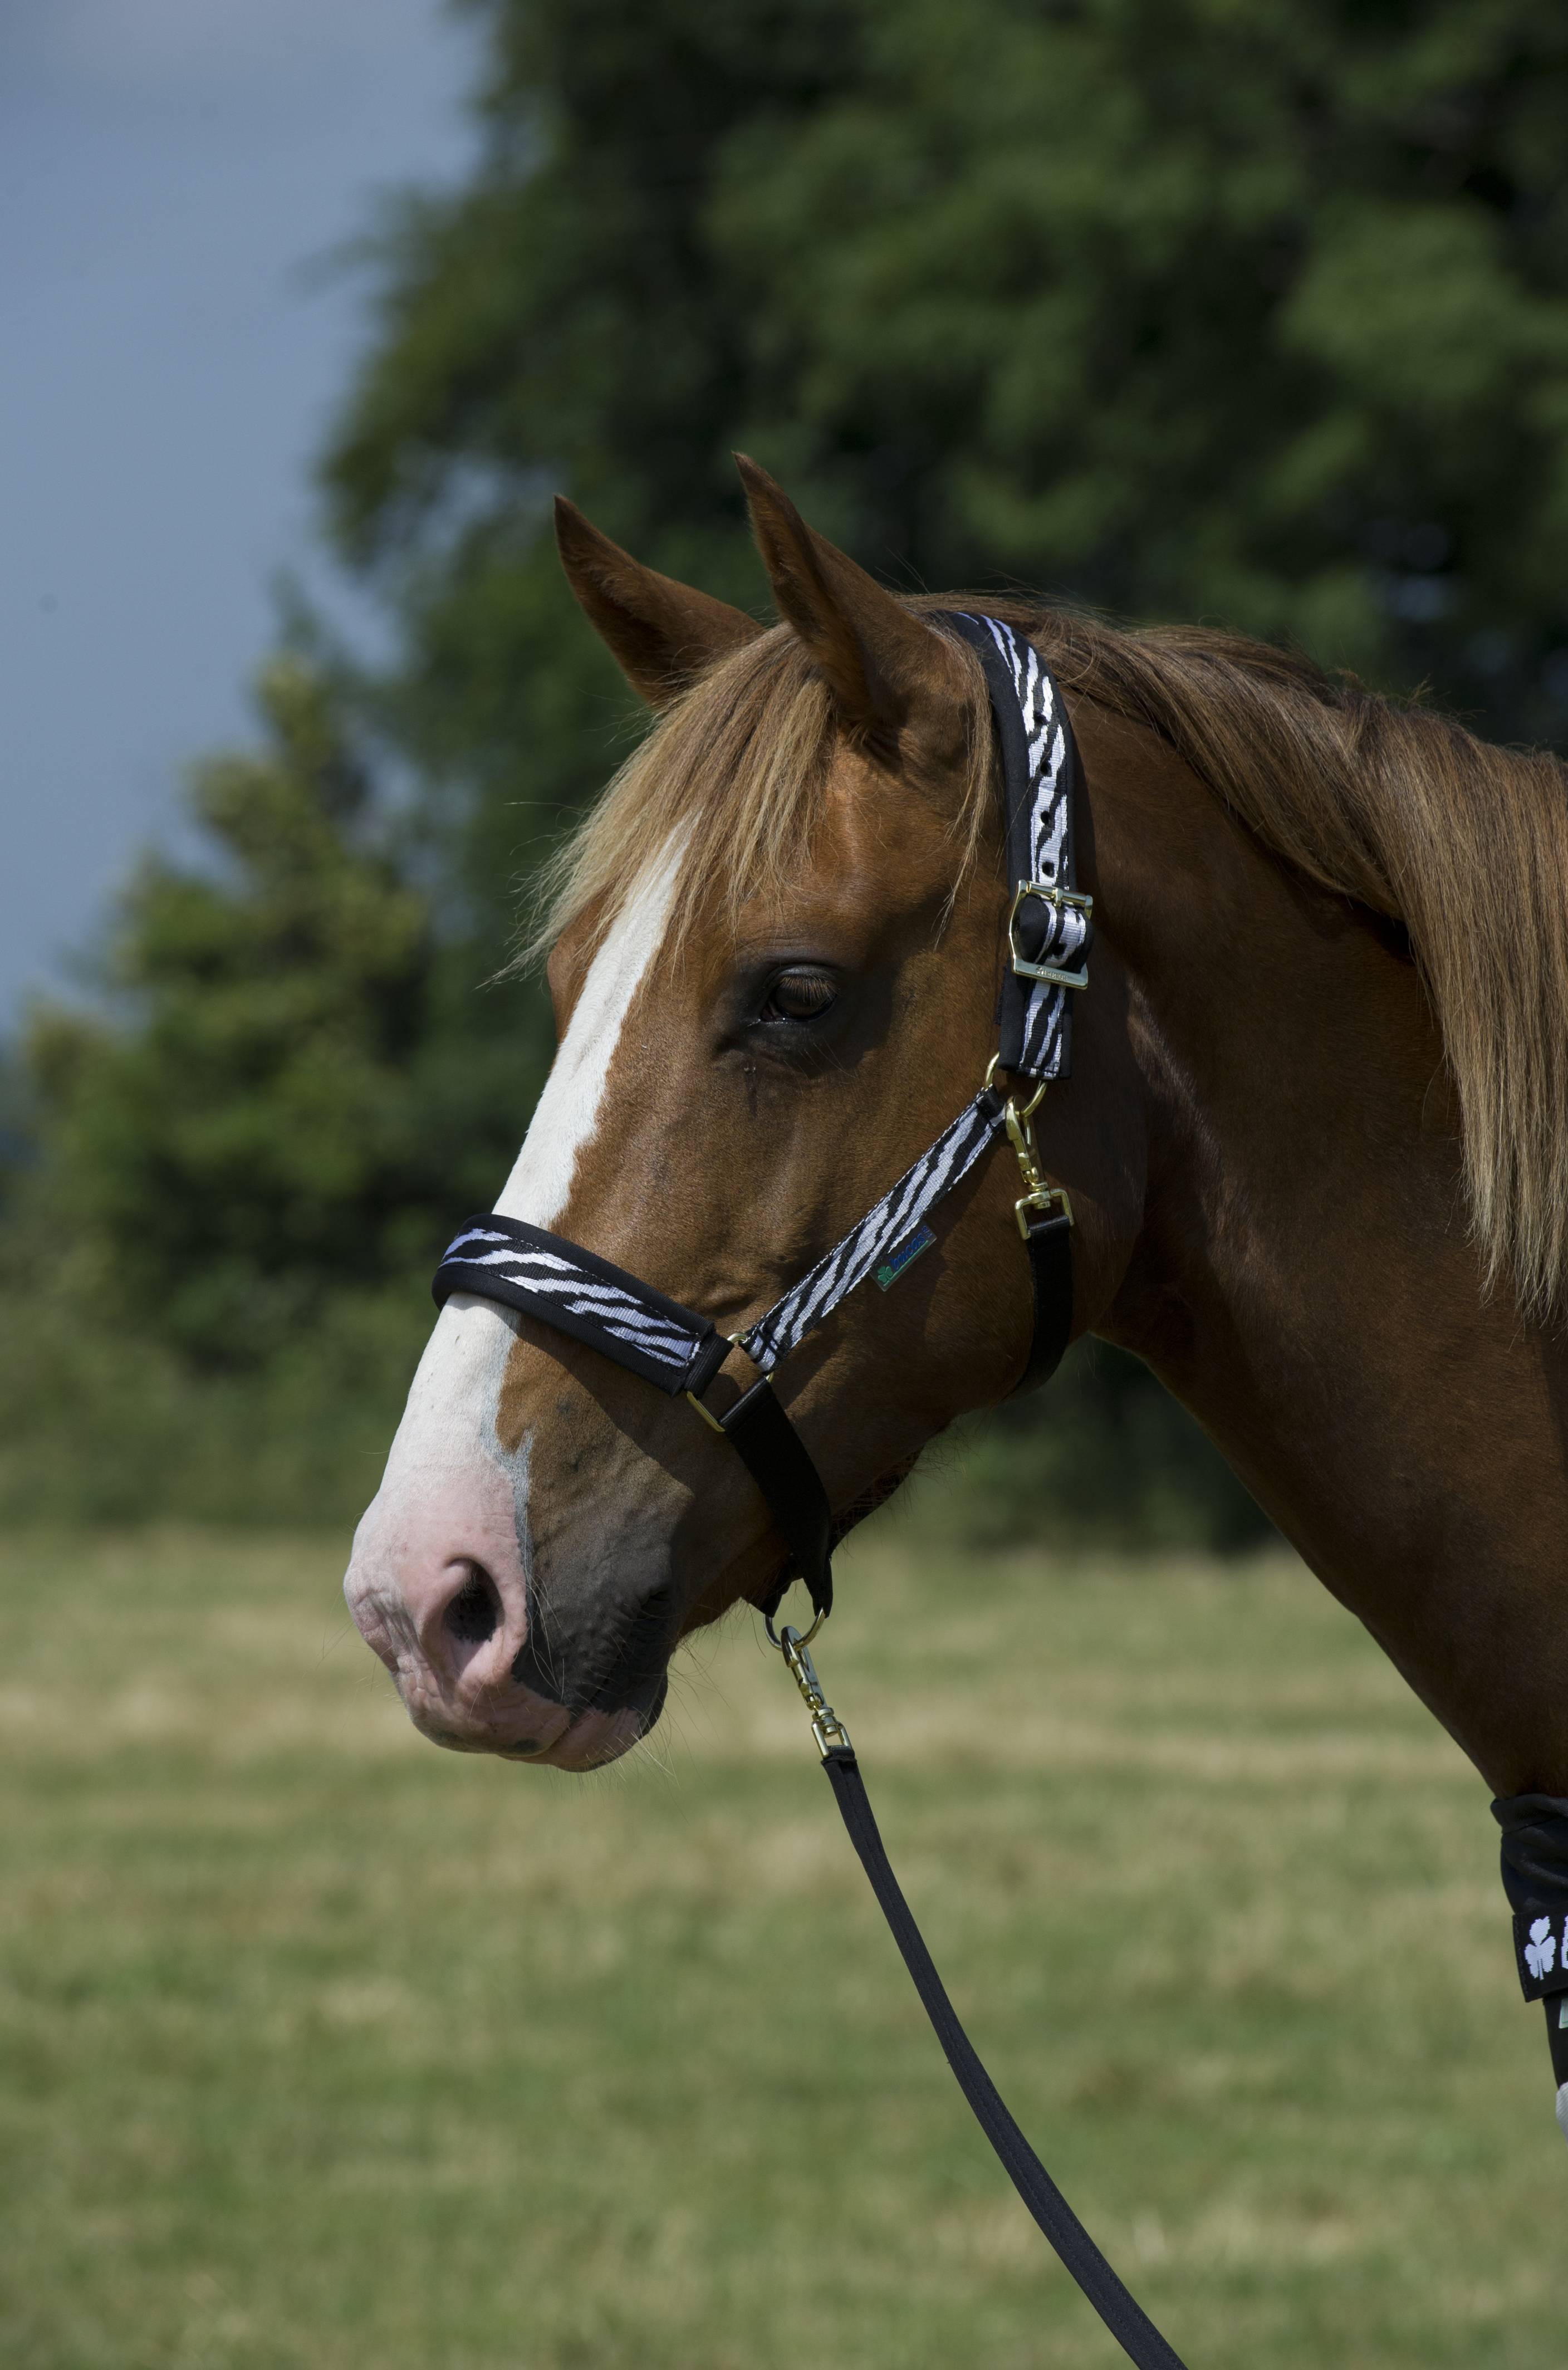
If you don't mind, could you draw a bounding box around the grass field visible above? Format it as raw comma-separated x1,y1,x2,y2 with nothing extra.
1,1521,1562,2368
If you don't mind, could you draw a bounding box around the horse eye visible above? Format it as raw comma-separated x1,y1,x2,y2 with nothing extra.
761,968,838,1024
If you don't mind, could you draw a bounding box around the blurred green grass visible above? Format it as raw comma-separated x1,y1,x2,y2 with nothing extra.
0,1522,1562,2368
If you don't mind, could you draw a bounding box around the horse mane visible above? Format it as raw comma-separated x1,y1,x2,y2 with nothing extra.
1021,604,1568,1323
535,598,1568,1320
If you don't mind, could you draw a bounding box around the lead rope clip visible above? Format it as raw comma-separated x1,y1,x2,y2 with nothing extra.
774,1619,852,1759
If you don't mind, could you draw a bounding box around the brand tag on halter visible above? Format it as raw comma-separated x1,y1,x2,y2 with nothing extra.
874,1223,937,1292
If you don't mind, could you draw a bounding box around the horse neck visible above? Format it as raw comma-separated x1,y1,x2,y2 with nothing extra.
1078,702,1568,1796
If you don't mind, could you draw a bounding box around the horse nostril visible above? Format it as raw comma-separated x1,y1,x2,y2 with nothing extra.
444,1562,502,1647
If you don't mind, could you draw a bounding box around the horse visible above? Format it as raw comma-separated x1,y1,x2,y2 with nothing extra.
344,454,1568,2139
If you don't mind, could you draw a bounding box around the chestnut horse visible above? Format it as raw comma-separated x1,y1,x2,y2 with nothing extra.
345,458,1568,2121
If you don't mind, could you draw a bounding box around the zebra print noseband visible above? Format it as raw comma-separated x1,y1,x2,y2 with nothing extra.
433,615,1090,1622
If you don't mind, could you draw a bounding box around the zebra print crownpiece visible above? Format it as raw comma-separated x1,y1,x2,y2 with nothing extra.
944,613,1089,1082
432,1217,726,1397
739,1090,1007,1373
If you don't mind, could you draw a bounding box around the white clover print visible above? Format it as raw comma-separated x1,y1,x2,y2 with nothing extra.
1525,1916,1557,1982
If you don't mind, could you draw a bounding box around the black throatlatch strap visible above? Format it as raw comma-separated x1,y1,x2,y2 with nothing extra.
820,1744,1189,2370
719,1379,833,1620
1018,1204,1075,1394
1494,1793,1568,2097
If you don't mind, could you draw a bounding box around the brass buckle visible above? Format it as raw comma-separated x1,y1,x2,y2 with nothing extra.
1007,879,1092,990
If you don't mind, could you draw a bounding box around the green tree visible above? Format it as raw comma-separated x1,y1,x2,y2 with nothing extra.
327,0,1568,954
26,658,466,1367
326,0,856,968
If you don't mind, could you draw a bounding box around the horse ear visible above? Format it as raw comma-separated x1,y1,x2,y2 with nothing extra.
734,454,965,749
554,497,762,709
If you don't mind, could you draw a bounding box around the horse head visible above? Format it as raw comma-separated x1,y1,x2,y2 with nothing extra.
342,459,1144,1766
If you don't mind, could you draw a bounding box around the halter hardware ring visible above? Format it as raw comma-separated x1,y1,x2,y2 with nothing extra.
983,1051,1047,1123
765,1589,825,1651
686,1331,761,1436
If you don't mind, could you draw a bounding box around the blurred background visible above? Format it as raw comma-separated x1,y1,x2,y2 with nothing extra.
16,0,1568,1547
6,8,1568,2363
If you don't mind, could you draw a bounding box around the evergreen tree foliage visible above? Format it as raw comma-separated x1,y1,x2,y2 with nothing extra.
24,658,454,1368
326,0,1568,962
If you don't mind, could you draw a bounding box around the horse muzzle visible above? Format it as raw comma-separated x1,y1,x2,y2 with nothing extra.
344,1457,676,1770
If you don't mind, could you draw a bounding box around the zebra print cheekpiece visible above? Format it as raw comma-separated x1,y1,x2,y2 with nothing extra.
433,1089,1008,1388
736,1088,1005,1372
943,611,1090,1084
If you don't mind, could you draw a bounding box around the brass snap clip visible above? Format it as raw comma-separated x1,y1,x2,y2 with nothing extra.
984,1054,1073,1242
773,1619,851,1760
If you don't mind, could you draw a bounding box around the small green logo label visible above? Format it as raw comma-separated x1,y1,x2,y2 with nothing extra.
875,1223,937,1292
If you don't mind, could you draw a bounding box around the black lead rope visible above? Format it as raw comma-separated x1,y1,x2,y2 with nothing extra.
778,1625,1189,2370
826,1750,1187,2367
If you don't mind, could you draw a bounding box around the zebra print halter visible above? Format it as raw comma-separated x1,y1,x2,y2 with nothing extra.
432,615,1090,1624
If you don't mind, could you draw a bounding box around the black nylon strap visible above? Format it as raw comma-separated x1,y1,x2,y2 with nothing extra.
719,1377,834,1620
819,1746,1188,2369
1017,1209,1075,1394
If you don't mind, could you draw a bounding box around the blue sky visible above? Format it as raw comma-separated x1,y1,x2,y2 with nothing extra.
1,0,479,1022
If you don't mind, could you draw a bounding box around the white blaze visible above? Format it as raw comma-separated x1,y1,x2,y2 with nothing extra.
496,838,687,1226
350,839,686,1559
